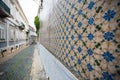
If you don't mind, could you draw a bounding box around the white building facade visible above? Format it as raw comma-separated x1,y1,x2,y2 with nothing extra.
29,25,37,44
0,0,29,55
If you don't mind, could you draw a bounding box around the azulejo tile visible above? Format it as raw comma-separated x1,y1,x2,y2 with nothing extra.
115,29,120,43
108,42,118,53
78,9,82,16
40,0,120,79
86,33,95,42
87,9,96,18
103,10,116,22
87,63,94,72
77,58,81,65
103,31,115,41
109,21,118,31
86,42,95,49
80,18,88,27
81,63,90,78
94,36,103,43
90,69,102,80
82,2,88,10
102,51,115,63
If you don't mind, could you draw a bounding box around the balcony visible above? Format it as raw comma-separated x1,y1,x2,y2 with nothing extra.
0,0,10,18
18,22,25,30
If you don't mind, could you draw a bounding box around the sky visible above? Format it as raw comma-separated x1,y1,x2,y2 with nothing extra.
18,0,58,29
40,0,53,21
18,0,39,29
40,0,58,21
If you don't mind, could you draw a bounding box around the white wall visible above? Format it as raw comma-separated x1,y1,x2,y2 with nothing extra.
2,0,27,45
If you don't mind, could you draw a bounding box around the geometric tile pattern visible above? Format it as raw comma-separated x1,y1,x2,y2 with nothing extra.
40,0,120,79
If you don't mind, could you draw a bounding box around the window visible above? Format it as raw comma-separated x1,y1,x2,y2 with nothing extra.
0,28,1,39
10,30,13,40
0,29,5,40
0,28,5,40
0,24,5,40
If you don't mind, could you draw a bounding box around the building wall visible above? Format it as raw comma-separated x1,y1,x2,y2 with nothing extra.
0,0,28,50
40,0,120,79
0,21,6,40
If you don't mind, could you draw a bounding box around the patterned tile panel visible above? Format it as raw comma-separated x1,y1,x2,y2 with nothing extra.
40,0,120,79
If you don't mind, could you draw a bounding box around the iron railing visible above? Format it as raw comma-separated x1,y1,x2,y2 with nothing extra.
0,0,10,15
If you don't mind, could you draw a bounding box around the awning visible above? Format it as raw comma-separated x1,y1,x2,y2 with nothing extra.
0,0,10,18
18,22,25,30
29,31,37,37
7,18,19,26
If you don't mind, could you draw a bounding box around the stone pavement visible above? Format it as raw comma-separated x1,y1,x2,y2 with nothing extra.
0,45,28,63
0,43,79,80
0,44,47,80
30,45,47,80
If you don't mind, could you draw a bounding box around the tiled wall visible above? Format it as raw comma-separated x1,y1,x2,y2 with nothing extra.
40,0,120,79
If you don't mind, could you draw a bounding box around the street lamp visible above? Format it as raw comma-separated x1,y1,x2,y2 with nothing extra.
40,0,43,9
33,0,43,9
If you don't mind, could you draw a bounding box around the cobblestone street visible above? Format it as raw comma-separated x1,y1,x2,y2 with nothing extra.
0,45,34,80
0,43,78,80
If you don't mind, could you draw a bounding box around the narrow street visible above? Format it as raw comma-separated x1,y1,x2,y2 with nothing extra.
0,0,119,80
0,45,34,80
0,44,78,80
30,45,47,80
